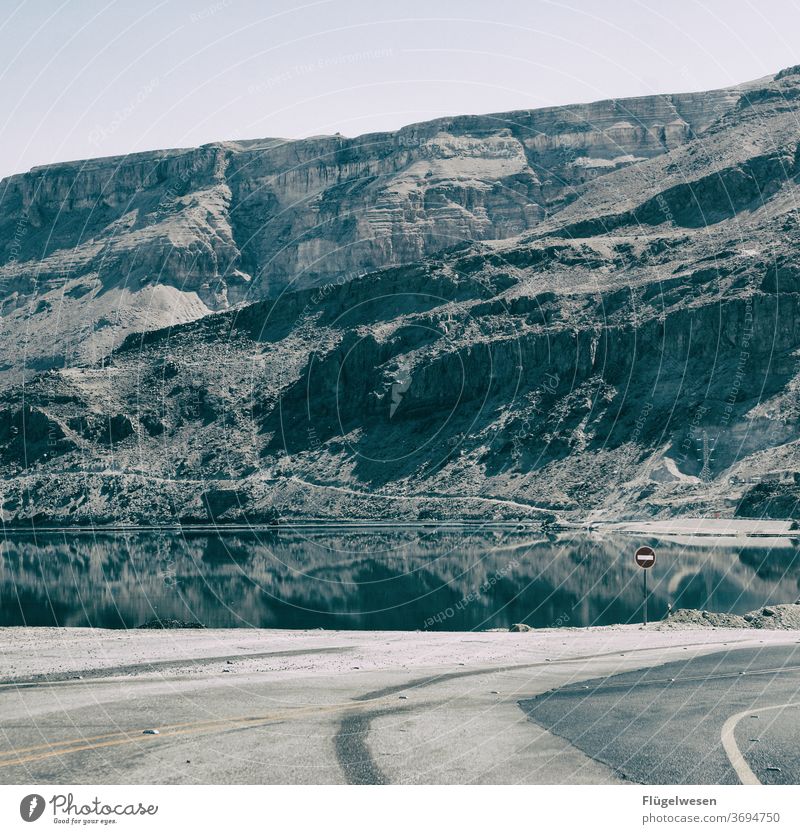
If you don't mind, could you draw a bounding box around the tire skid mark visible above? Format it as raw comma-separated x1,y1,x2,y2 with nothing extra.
0,645,355,688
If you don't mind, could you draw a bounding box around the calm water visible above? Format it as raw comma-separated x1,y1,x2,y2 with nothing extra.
1,528,798,630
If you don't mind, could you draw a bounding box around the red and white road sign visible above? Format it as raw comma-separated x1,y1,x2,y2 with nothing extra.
634,545,656,568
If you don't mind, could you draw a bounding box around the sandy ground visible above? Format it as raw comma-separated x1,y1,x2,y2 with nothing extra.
1,623,796,683
598,518,796,536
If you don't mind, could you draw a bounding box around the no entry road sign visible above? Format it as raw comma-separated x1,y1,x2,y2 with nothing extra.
634,545,656,569
635,546,656,625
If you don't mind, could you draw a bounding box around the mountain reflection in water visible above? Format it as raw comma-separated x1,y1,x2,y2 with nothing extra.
1,529,798,630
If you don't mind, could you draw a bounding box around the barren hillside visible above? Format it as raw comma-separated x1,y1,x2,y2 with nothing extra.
1,67,799,524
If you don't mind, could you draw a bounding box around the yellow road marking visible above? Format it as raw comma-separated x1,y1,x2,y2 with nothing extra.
0,715,250,757
0,701,373,769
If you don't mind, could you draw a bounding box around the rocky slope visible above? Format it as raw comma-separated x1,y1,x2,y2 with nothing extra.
1,67,800,524
0,79,751,383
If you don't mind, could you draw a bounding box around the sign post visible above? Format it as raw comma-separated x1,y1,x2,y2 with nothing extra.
634,546,656,625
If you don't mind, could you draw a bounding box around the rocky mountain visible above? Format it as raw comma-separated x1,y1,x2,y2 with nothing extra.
1,67,799,525
0,78,753,382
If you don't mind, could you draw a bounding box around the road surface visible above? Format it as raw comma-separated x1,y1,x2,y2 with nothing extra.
521,644,800,784
0,626,796,784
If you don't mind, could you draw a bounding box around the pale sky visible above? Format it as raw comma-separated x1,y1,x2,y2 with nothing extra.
1,0,799,180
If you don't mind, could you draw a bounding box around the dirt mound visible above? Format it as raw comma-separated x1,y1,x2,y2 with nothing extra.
136,618,206,629
659,603,800,630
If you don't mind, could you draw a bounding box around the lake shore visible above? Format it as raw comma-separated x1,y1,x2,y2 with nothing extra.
2,516,797,537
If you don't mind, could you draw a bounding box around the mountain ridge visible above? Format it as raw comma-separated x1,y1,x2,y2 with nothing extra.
1,65,800,525
0,69,773,384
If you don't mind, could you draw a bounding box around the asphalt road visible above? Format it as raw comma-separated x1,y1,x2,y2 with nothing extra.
520,644,800,784
1,629,797,785
0,652,624,785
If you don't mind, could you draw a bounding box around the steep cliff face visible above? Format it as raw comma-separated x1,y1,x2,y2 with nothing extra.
2,68,800,524
223,85,739,293
0,80,746,382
